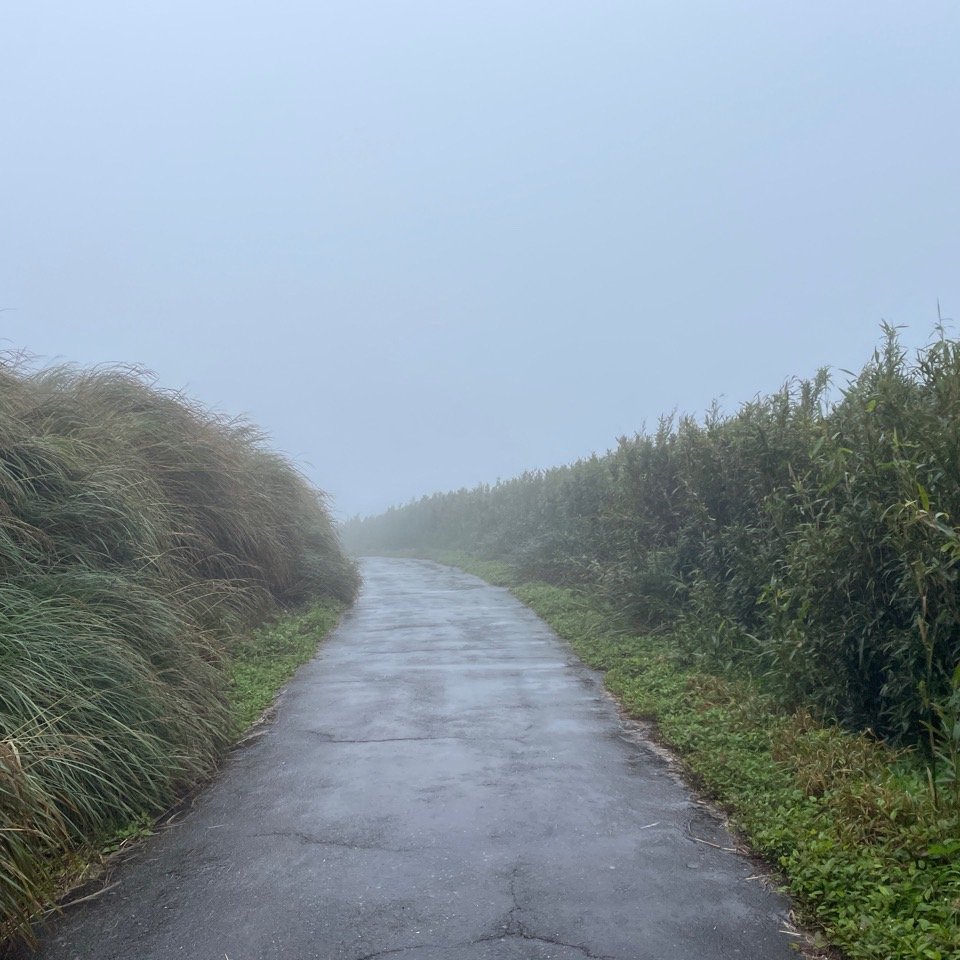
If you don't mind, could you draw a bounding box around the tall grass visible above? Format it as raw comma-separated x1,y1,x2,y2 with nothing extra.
0,358,357,944
344,325,960,752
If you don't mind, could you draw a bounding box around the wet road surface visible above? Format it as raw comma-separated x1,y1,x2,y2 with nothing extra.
36,558,797,959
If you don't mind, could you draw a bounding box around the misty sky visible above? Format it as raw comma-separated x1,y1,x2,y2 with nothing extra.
3,2,958,518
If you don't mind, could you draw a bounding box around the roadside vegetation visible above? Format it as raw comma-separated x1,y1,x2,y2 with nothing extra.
449,560,960,959
0,359,358,947
344,326,960,959
228,600,345,732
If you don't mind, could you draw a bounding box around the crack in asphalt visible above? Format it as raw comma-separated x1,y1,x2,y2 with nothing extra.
350,865,622,960
504,864,523,936
307,734,469,744
353,947,435,960
353,934,620,960
253,831,413,853
305,733,530,745
475,932,621,959
470,863,620,960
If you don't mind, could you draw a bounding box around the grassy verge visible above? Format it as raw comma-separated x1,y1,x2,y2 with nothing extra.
227,599,345,733
433,552,960,960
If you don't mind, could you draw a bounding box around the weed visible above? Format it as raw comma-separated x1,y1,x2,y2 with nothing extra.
227,600,344,732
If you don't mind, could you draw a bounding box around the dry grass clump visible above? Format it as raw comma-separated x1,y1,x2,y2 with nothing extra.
0,358,357,943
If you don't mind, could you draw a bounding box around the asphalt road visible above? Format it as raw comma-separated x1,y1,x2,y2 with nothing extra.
35,558,797,960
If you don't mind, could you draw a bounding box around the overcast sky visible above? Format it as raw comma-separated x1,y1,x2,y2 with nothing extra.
3,2,958,518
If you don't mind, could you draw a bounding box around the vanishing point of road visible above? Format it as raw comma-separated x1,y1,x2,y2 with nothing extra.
37,558,797,960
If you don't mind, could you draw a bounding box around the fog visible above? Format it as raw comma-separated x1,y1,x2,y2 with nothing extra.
3,1,958,518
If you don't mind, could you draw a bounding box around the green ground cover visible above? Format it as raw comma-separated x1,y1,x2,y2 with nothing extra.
228,600,344,733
